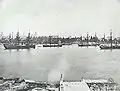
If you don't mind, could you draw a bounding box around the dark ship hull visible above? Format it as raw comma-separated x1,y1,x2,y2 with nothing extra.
43,44,62,47
78,44,91,47
3,44,35,50
78,43,99,47
100,45,120,49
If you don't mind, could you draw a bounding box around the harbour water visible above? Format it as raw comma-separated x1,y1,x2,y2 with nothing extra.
0,44,120,83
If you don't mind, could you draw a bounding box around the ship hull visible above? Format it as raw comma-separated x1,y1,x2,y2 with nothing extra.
78,44,91,47
100,45,120,49
43,44,62,47
78,44,100,47
3,44,35,50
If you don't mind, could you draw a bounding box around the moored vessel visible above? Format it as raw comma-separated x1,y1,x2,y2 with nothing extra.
3,31,35,50
78,32,99,47
43,44,62,47
99,30,120,50
43,35,62,48
100,44,120,49
3,43,35,50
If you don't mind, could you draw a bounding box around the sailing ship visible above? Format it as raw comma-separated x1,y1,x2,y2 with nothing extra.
78,33,91,47
3,31,35,50
43,35,62,47
78,33,99,47
100,30,120,49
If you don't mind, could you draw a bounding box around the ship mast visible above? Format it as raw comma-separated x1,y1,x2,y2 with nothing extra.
16,31,20,45
94,32,97,44
27,31,31,44
87,32,89,44
26,29,33,45
49,35,52,46
104,33,106,44
110,30,113,48
8,33,12,43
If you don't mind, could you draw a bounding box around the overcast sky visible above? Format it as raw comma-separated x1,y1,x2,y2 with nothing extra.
0,0,120,37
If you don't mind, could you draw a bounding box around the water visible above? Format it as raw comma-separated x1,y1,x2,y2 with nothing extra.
0,44,120,83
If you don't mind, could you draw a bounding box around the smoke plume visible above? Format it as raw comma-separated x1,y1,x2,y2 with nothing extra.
48,55,70,81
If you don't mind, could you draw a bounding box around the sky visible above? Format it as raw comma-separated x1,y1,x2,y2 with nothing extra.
0,0,120,37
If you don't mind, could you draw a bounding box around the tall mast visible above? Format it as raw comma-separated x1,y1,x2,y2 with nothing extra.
27,29,31,44
87,32,89,44
81,34,82,41
80,34,83,43
28,31,30,43
49,35,52,45
16,30,20,45
104,33,106,44
8,33,12,43
110,30,112,47
95,32,97,44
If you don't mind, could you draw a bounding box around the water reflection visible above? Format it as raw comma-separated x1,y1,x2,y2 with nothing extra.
0,45,120,83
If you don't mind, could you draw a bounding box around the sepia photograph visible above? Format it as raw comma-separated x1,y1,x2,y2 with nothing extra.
0,0,120,91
